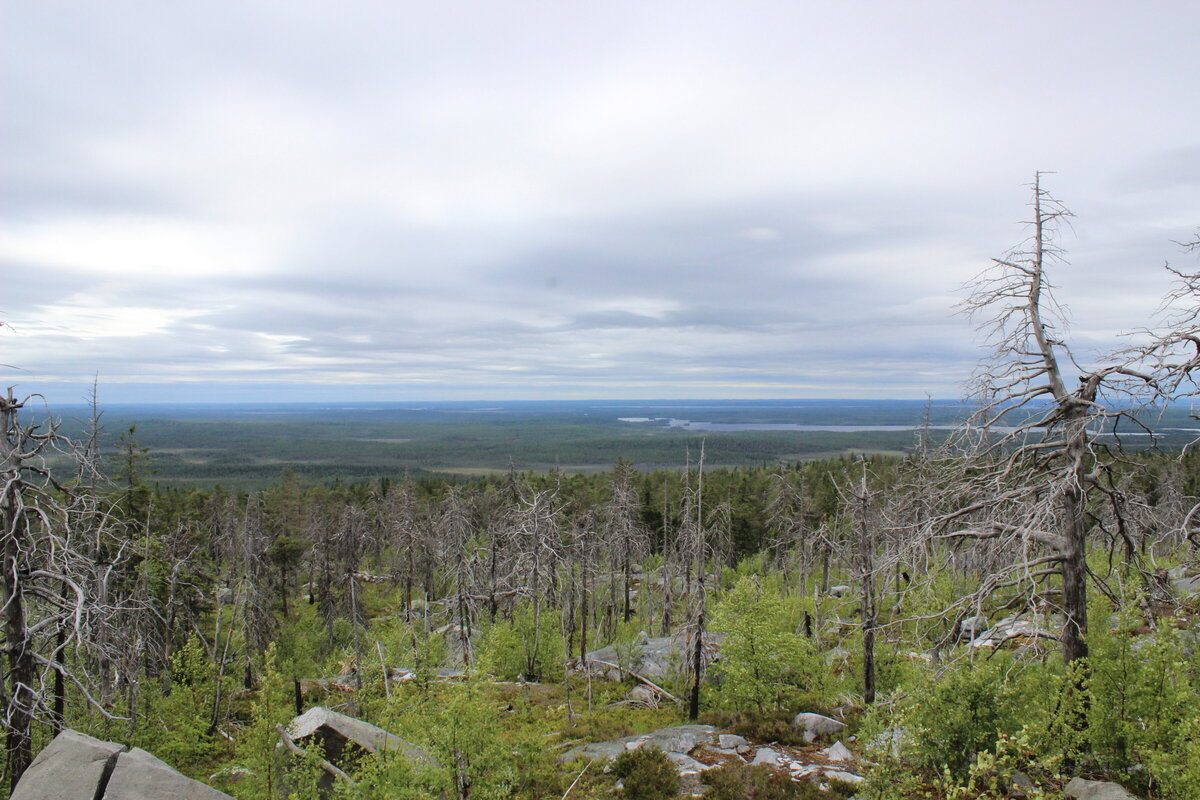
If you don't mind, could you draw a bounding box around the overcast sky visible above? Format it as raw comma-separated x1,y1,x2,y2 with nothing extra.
3,1,1199,404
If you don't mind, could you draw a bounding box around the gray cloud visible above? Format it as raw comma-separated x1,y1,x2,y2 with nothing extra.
3,1,1199,403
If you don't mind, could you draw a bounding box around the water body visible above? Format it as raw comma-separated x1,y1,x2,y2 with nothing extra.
616,417,958,432
620,418,1182,436
664,419,950,432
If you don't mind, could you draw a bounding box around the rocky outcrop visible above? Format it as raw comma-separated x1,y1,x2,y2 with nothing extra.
558,724,719,769
12,730,232,800
969,615,1059,648
1168,565,1200,599
820,740,854,762
957,614,989,641
791,712,846,743
574,632,722,681
288,706,437,767
1064,777,1139,800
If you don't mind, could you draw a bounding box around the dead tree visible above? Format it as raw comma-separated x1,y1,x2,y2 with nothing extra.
1121,231,1200,547
0,390,132,788
512,486,562,680
846,462,880,704
765,466,809,591
604,460,648,624
438,487,478,666
681,444,710,721
935,174,1154,668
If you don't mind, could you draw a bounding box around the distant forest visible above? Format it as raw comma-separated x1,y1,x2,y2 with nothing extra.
31,398,1200,489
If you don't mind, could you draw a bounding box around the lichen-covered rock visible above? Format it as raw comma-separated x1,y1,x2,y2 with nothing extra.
970,616,1059,648
751,746,782,765
288,706,437,768
1064,777,1139,800
820,740,854,762
639,725,717,755
106,747,234,800
11,730,232,800
820,768,864,785
11,730,124,800
716,733,748,749
791,712,846,743
557,724,718,771
662,752,711,775
575,633,722,681
958,614,989,641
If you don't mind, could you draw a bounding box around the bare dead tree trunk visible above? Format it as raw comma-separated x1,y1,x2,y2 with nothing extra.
853,463,877,705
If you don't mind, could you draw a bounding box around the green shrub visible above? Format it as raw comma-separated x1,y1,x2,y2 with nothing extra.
611,746,679,800
711,576,822,712
478,605,565,682
904,655,1046,777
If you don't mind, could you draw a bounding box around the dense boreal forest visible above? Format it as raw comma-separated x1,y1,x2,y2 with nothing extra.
3,431,1200,799
3,183,1200,800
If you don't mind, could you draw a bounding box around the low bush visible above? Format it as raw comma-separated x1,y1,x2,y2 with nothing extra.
611,746,679,800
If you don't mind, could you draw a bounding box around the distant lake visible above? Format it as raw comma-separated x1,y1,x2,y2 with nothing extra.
621,418,1190,436
620,417,954,432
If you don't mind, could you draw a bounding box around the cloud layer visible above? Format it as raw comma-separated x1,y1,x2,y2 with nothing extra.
3,1,1199,402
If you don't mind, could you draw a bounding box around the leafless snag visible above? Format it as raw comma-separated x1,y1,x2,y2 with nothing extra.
1,389,139,789
933,174,1157,669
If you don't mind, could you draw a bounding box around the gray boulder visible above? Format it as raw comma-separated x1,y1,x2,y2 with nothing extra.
558,724,717,767
11,730,125,800
662,752,711,775
288,706,436,768
640,724,717,755
820,740,854,762
717,733,748,749
1008,770,1036,798
12,729,232,800
106,747,234,800
751,746,782,765
576,633,722,681
558,736,641,764
970,615,1059,648
1172,572,1200,598
792,712,846,743
821,768,864,785
958,614,989,641
864,726,909,758
626,684,662,706
1064,777,1138,800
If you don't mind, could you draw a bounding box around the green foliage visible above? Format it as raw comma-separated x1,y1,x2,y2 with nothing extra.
380,680,525,800
1085,605,1200,797
929,731,1051,800
711,576,822,711
902,654,1053,777
611,747,679,800
227,644,294,800
478,605,565,682
274,601,335,678
131,636,219,772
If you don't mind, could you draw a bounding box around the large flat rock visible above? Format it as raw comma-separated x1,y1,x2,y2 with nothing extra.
1065,777,1138,800
12,730,233,800
558,724,718,765
289,706,437,768
11,730,123,800
106,748,233,800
